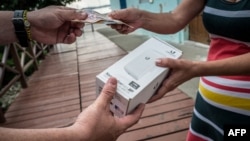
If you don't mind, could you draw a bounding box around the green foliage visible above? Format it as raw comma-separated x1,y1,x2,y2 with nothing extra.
0,0,78,10
0,82,21,112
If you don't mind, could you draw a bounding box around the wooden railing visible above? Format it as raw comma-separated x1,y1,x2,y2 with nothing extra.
0,41,52,123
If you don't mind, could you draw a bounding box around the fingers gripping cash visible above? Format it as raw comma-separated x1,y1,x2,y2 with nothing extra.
74,9,134,28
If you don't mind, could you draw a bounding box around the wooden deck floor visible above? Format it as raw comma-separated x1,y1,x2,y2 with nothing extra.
0,30,194,140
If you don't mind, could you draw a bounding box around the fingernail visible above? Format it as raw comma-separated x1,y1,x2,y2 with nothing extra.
155,59,162,64
108,77,117,86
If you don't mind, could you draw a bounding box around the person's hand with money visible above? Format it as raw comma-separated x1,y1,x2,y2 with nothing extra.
108,8,143,34
78,9,133,28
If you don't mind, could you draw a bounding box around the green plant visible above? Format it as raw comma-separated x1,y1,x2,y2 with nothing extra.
0,0,79,10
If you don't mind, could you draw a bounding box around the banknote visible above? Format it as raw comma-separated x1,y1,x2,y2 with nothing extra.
74,9,134,28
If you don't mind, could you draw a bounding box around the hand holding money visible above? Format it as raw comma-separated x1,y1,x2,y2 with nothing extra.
74,9,133,28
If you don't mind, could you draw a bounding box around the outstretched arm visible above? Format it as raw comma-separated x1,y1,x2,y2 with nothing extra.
0,6,87,45
109,0,206,34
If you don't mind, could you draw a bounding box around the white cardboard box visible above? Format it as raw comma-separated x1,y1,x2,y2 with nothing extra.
96,37,182,117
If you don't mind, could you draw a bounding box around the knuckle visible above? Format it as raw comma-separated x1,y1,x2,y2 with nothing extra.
103,88,115,97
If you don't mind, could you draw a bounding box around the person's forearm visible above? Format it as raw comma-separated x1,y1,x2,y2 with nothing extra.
194,53,250,77
139,11,182,34
0,126,86,141
0,11,17,44
139,0,205,34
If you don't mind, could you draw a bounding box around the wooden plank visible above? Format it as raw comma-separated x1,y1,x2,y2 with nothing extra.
117,117,191,141
78,48,126,63
78,55,125,76
16,75,78,96
5,104,79,123
146,93,191,109
53,43,76,53
77,42,119,55
148,130,188,141
128,106,193,131
3,110,80,128
142,99,194,117
5,99,79,118
13,84,78,101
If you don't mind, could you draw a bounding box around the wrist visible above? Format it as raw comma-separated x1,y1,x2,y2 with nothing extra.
69,123,93,141
192,61,205,77
26,11,37,41
23,10,32,41
139,10,151,29
12,10,32,47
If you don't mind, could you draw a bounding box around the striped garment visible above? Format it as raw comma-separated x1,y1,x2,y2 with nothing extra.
186,0,250,141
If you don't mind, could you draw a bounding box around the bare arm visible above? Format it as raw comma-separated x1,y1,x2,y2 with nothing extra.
194,53,250,77
0,11,17,44
140,0,206,34
109,0,206,34
0,127,84,141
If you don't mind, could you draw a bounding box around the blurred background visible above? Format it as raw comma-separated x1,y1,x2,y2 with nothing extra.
67,0,111,13
0,0,110,13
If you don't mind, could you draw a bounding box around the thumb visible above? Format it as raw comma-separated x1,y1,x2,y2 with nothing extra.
155,58,178,68
95,77,117,108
